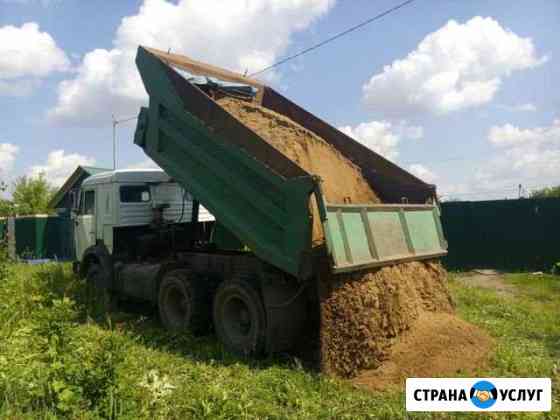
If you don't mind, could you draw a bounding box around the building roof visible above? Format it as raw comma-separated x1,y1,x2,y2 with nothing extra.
49,166,111,208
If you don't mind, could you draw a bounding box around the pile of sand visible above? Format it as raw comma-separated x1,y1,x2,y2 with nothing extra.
217,97,380,206
215,95,492,384
352,311,493,390
319,260,459,377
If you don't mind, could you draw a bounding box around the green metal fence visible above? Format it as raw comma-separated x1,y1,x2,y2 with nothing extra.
441,198,560,270
45,217,75,261
10,216,74,260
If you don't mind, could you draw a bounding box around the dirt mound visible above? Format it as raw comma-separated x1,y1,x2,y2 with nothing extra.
217,97,380,206
318,260,457,378
352,312,494,391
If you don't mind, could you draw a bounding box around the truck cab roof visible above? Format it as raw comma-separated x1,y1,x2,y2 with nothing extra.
82,169,172,186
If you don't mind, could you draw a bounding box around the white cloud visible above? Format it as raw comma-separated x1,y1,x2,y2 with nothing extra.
517,103,537,112
408,163,438,184
48,0,335,126
489,119,560,148
476,119,560,194
438,119,560,201
3,0,60,5
362,17,546,116
0,22,69,96
400,124,424,140
339,120,422,161
0,143,19,174
497,103,537,112
0,79,39,97
29,150,95,187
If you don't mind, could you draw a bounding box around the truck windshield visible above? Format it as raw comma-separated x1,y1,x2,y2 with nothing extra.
120,185,151,203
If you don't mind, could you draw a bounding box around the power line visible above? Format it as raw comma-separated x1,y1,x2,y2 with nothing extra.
249,0,418,77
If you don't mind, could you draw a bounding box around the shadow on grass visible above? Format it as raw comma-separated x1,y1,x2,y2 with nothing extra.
114,307,294,371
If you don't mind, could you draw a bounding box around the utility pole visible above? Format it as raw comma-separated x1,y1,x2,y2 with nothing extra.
112,114,116,170
112,114,138,170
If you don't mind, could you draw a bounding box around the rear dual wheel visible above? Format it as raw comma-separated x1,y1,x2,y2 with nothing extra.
159,272,268,356
212,280,266,356
158,270,211,335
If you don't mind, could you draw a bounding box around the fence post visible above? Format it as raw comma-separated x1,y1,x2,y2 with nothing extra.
7,217,15,260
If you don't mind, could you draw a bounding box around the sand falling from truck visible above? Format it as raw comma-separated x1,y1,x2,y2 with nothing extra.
216,96,492,381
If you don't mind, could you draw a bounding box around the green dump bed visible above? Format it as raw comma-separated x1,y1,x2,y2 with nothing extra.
134,46,447,279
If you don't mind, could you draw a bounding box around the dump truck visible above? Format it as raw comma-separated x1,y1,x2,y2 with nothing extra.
73,46,447,363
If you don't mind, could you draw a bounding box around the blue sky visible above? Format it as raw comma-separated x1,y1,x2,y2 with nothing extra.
0,0,558,200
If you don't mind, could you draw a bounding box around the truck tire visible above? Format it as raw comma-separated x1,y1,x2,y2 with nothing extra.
213,279,266,356
158,270,210,335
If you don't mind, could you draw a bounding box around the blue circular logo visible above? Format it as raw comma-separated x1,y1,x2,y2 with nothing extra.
470,380,498,409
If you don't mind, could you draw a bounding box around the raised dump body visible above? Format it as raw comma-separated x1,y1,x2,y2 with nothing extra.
133,46,447,279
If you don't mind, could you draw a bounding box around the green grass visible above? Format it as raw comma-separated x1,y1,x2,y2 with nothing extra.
0,261,558,419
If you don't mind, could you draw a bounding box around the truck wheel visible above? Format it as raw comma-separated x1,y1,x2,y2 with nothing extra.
213,279,266,356
158,270,210,335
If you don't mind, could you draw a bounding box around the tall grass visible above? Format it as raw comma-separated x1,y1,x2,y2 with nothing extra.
0,258,401,419
0,252,558,418
0,260,127,418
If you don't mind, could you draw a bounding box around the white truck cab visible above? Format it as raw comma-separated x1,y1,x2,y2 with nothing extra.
73,169,213,261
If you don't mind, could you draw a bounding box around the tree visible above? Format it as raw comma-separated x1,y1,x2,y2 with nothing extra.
530,186,560,199
0,181,14,217
11,173,55,215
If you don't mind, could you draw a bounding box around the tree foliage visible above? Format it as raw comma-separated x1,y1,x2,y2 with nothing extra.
530,186,560,199
11,173,55,216
0,181,14,217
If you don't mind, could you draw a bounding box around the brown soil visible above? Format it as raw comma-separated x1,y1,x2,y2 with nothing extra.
352,312,494,391
319,260,458,378
455,270,515,297
216,97,380,206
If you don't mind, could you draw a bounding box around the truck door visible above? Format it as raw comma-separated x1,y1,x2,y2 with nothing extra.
96,184,114,253
74,189,96,260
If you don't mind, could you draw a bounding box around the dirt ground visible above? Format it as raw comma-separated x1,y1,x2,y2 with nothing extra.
352,312,494,391
350,270,507,390
454,269,515,297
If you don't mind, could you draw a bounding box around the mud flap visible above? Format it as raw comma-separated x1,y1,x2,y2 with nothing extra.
260,274,308,354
